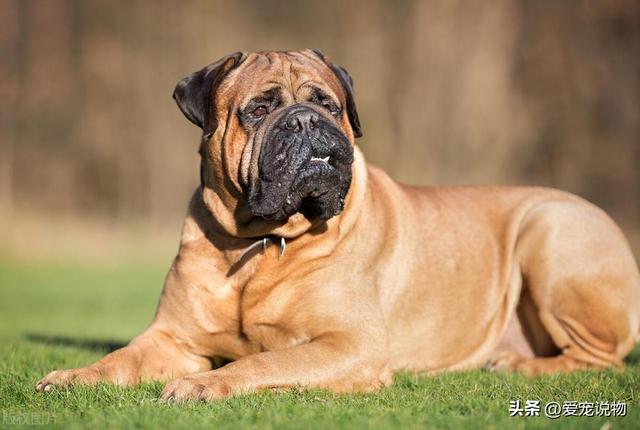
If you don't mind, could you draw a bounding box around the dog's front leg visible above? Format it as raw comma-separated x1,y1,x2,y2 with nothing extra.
36,327,211,391
161,332,391,402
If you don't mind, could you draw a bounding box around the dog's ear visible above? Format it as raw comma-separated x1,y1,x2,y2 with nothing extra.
310,49,363,138
173,52,246,137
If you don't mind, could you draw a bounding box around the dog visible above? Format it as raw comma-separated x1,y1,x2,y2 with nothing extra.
36,50,640,402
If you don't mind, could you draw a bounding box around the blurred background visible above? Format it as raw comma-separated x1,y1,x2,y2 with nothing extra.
1,0,639,263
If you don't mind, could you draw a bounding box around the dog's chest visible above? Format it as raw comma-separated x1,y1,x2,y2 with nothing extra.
187,280,304,357
198,250,313,355
238,278,311,352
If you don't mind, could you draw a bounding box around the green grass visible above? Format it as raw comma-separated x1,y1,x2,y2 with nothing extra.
1,256,638,429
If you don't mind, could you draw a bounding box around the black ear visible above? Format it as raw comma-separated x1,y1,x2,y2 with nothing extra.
310,49,363,138
173,52,245,137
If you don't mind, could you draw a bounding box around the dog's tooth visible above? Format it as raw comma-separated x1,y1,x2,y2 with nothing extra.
310,156,330,163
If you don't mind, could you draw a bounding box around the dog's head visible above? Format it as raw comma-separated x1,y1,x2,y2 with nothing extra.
173,50,362,226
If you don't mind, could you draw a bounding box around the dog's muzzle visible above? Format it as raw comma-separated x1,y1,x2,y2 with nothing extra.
248,104,354,222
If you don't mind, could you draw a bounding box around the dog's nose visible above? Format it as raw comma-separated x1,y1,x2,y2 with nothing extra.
283,110,319,133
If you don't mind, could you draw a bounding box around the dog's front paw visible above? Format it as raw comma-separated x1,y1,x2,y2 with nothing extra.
161,372,235,403
36,367,103,392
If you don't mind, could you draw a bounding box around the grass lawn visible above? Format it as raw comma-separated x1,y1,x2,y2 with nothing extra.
1,255,638,429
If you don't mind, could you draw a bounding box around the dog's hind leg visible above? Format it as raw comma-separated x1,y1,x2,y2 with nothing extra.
489,197,640,376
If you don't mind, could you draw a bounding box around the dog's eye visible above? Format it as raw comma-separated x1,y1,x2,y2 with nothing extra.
252,106,268,117
322,101,341,117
